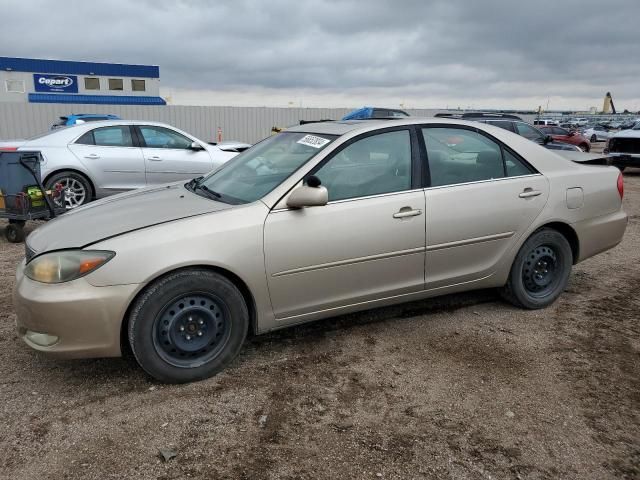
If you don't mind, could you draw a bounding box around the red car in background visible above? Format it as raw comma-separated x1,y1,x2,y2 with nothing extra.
538,126,591,152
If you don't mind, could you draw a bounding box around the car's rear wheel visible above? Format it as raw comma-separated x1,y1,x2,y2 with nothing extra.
500,228,572,309
45,171,92,209
128,269,248,383
590,134,597,143
579,143,590,152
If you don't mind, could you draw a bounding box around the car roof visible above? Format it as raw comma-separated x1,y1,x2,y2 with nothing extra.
285,117,493,137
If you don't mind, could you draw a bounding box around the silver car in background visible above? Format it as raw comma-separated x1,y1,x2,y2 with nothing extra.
0,120,251,209
14,118,627,383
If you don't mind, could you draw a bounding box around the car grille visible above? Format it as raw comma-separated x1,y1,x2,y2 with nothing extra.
609,138,640,154
25,243,36,262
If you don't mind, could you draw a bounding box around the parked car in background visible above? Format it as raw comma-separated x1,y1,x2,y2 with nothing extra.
0,120,251,209
461,113,581,151
15,117,627,383
582,125,616,142
51,114,121,129
533,119,559,126
538,126,591,151
605,122,640,170
342,107,410,120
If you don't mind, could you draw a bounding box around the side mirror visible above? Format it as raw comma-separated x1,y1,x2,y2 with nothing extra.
287,181,328,208
190,141,205,150
543,135,553,145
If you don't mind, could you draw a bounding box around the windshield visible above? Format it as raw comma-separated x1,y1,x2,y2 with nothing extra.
197,131,337,204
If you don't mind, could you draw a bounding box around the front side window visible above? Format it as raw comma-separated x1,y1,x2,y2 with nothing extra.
139,126,193,149
108,78,123,91
84,77,100,90
514,123,544,143
312,130,412,202
197,132,336,204
76,126,133,147
422,127,532,187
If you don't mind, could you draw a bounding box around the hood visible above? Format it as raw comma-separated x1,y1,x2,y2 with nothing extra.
27,183,233,253
613,129,640,139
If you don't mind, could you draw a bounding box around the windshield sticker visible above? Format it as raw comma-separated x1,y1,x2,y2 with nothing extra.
297,135,331,149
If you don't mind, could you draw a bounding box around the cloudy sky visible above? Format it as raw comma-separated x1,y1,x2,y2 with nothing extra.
2,0,639,111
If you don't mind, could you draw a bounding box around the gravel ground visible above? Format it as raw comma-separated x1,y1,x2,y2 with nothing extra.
0,168,638,480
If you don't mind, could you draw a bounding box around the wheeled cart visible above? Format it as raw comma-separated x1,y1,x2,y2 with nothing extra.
0,151,63,243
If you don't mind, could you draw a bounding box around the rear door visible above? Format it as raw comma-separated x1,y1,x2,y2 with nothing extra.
68,125,146,192
420,126,549,289
136,125,214,185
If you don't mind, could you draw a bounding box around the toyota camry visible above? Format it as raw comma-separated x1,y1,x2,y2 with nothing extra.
14,118,627,383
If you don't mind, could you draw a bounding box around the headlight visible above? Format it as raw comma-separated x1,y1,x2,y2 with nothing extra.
25,250,114,284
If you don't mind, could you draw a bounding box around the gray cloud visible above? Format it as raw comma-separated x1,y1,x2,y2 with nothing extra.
1,0,639,109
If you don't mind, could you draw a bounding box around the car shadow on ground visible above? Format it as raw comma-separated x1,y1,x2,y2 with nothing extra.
29,288,500,385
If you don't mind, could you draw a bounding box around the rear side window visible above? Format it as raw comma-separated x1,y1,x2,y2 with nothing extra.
422,127,533,187
76,126,134,147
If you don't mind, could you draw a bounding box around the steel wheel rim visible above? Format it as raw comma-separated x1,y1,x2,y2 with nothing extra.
152,293,231,368
53,177,86,209
522,244,560,298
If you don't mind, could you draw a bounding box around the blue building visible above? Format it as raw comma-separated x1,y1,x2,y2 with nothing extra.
0,57,166,105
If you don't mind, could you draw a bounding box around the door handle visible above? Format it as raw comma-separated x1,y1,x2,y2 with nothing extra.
393,207,422,219
84,154,100,159
149,156,162,161
519,188,542,198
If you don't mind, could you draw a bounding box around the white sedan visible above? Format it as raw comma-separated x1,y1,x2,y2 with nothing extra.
0,120,251,209
582,125,616,143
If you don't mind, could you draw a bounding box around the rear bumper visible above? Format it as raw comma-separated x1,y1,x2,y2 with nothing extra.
13,260,139,359
572,209,628,263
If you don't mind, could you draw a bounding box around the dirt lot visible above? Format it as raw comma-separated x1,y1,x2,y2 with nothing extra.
1,170,638,480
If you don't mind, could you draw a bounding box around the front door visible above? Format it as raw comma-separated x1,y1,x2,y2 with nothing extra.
137,125,214,185
263,128,426,322
68,125,145,193
420,126,549,289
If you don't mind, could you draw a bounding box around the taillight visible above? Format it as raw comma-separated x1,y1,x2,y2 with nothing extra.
0,146,18,151
617,172,624,200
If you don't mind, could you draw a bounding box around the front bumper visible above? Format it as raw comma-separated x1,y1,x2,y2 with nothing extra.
13,260,139,359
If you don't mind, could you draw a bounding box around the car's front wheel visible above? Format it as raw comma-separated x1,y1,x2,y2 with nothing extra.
45,171,92,209
128,269,249,383
500,228,572,309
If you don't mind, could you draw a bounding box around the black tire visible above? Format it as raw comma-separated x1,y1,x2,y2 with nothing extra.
128,269,248,383
500,228,572,309
590,134,597,143
579,143,590,152
45,171,92,209
5,224,25,243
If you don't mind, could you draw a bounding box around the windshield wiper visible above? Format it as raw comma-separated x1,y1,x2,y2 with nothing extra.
185,176,204,191
195,183,222,199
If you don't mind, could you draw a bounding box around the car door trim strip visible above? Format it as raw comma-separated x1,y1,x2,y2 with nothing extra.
427,231,514,251
271,246,426,277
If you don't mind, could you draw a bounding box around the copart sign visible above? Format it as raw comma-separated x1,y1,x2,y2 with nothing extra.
33,74,79,93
